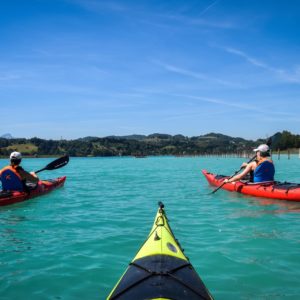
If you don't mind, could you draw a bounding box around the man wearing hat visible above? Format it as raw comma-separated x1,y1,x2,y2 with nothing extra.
224,144,275,183
0,152,39,191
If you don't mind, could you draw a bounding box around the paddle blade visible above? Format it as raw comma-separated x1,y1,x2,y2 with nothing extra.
35,155,69,173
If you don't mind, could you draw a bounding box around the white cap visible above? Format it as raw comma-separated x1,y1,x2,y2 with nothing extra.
253,144,269,153
10,151,22,160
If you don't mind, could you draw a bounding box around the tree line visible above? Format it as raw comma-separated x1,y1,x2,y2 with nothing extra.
0,131,299,157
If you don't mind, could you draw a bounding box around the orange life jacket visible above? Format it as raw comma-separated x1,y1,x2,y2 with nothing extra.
0,165,24,191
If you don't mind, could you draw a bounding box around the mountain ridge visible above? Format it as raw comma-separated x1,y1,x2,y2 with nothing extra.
0,131,298,157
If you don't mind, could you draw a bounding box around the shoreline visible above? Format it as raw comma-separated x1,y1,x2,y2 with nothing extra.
1,151,299,159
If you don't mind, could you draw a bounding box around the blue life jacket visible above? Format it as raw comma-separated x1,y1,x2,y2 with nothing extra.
253,160,275,183
0,166,24,191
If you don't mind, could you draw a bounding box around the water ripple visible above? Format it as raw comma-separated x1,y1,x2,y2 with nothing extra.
1,156,300,299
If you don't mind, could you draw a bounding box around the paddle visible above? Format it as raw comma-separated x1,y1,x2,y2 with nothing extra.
35,155,69,174
210,138,272,194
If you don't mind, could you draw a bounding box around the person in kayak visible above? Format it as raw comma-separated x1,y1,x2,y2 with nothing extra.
0,151,39,191
224,144,275,183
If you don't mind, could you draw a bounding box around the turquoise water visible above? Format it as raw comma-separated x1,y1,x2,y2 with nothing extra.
1,155,300,300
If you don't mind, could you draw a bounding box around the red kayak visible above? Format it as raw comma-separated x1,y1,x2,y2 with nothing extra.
202,170,300,202
0,176,66,206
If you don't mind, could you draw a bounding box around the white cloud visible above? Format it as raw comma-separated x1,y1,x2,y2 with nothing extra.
223,47,300,84
224,47,268,69
153,60,239,87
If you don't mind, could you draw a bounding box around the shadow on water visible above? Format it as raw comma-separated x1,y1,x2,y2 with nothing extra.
0,209,33,254
0,214,29,224
0,229,32,253
0,225,32,254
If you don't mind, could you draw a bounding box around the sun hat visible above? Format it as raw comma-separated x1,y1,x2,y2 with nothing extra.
10,151,22,160
253,144,269,153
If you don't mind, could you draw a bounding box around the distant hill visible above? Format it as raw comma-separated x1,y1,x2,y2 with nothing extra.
105,133,189,141
77,136,100,142
105,134,147,141
1,133,13,139
0,131,299,157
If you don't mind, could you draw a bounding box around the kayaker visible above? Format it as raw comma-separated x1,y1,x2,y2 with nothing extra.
0,152,39,191
224,144,275,183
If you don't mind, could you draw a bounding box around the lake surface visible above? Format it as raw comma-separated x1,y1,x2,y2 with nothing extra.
1,155,300,299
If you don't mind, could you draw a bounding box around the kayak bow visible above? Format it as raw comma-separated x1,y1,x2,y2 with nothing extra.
107,202,213,300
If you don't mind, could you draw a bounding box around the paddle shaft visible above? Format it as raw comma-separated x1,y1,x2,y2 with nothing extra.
211,154,257,194
35,168,48,174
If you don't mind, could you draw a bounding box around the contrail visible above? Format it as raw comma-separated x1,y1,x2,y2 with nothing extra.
200,0,220,16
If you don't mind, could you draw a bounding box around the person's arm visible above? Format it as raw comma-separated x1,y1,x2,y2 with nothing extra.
224,162,255,183
18,169,39,183
241,162,248,168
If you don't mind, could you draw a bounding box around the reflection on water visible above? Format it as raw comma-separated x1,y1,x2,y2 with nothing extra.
217,187,300,215
249,197,300,213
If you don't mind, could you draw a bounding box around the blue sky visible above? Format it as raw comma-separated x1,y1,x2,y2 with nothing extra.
1,0,300,140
